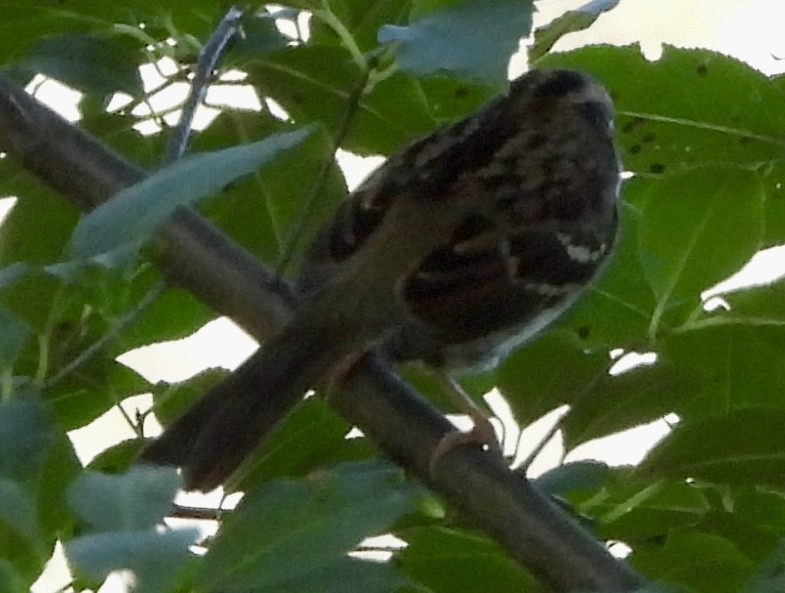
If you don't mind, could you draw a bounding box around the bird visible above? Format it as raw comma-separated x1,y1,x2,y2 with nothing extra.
139,68,621,492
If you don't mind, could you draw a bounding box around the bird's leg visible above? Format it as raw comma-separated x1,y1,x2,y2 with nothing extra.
428,370,504,475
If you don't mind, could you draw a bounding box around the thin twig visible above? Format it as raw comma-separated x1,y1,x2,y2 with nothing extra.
162,5,245,164
169,504,224,521
275,69,372,276
44,281,166,389
516,361,614,472
515,406,570,472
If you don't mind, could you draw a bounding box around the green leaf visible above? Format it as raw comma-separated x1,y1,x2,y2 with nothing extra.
636,408,785,488
0,266,62,335
0,397,55,483
246,49,438,154
150,367,228,425
70,127,314,258
118,287,214,353
378,0,533,85
35,425,80,539
66,528,198,593
695,510,780,563
562,361,700,449
416,75,492,123
398,527,543,593
0,558,31,593
309,0,410,53
0,478,47,586
529,0,619,63
256,557,413,593
0,479,44,555
590,479,710,544
0,306,31,369
232,398,374,491
559,196,656,347
46,355,151,431
0,3,219,65
0,396,72,584
224,14,288,65
631,530,752,593
0,170,80,267
535,460,611,497
0,479,39,544
87,439,145,475
185,111,288,261
349,72,439,153
20,32,144,96
742,540,785,593
496,332,609,426
199,461,422,592
539,45,785,174
0,392,79,548
637,167,764,316
66,467,181,531
762,161,785,246
734,487,785,533
662,325,785,413
235,125,348,268
721,279,785,327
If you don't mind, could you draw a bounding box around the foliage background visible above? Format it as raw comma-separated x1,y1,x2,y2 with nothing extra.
0,1,784,593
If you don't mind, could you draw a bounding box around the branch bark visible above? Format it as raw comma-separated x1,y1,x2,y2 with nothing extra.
0,74,646,593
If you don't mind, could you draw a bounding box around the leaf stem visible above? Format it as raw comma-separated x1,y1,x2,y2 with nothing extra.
600,480,664,523
44,281,166,390
275,66,372,276
314,2,368,72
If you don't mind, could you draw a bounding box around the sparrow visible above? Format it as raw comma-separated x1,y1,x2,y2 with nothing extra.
140,68,621,491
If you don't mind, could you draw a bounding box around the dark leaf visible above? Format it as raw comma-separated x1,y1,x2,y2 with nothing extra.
535,460,611,497
246,48,438,154
496,331,609,426
0,306,31,369
562,361,699,450
199,461,422,592
637,167,764,316
662,325,785,414
630,530,752,593
20,32,144,96
590,478,710,544
637,408,785,488
398,526,543,593
0,396,55,482
530,0,620,62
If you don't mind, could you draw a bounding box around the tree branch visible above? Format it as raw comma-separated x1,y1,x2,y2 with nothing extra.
0,74,645,593
163,5,245,164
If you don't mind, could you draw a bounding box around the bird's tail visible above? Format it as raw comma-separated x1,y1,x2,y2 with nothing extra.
138,316,348,491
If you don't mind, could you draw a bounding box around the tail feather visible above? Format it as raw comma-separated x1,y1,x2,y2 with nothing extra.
139,317,347,491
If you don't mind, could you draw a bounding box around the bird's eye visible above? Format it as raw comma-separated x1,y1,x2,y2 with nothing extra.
576,101,613,131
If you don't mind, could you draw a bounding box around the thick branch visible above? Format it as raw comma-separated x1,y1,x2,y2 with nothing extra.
0,74,645,593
